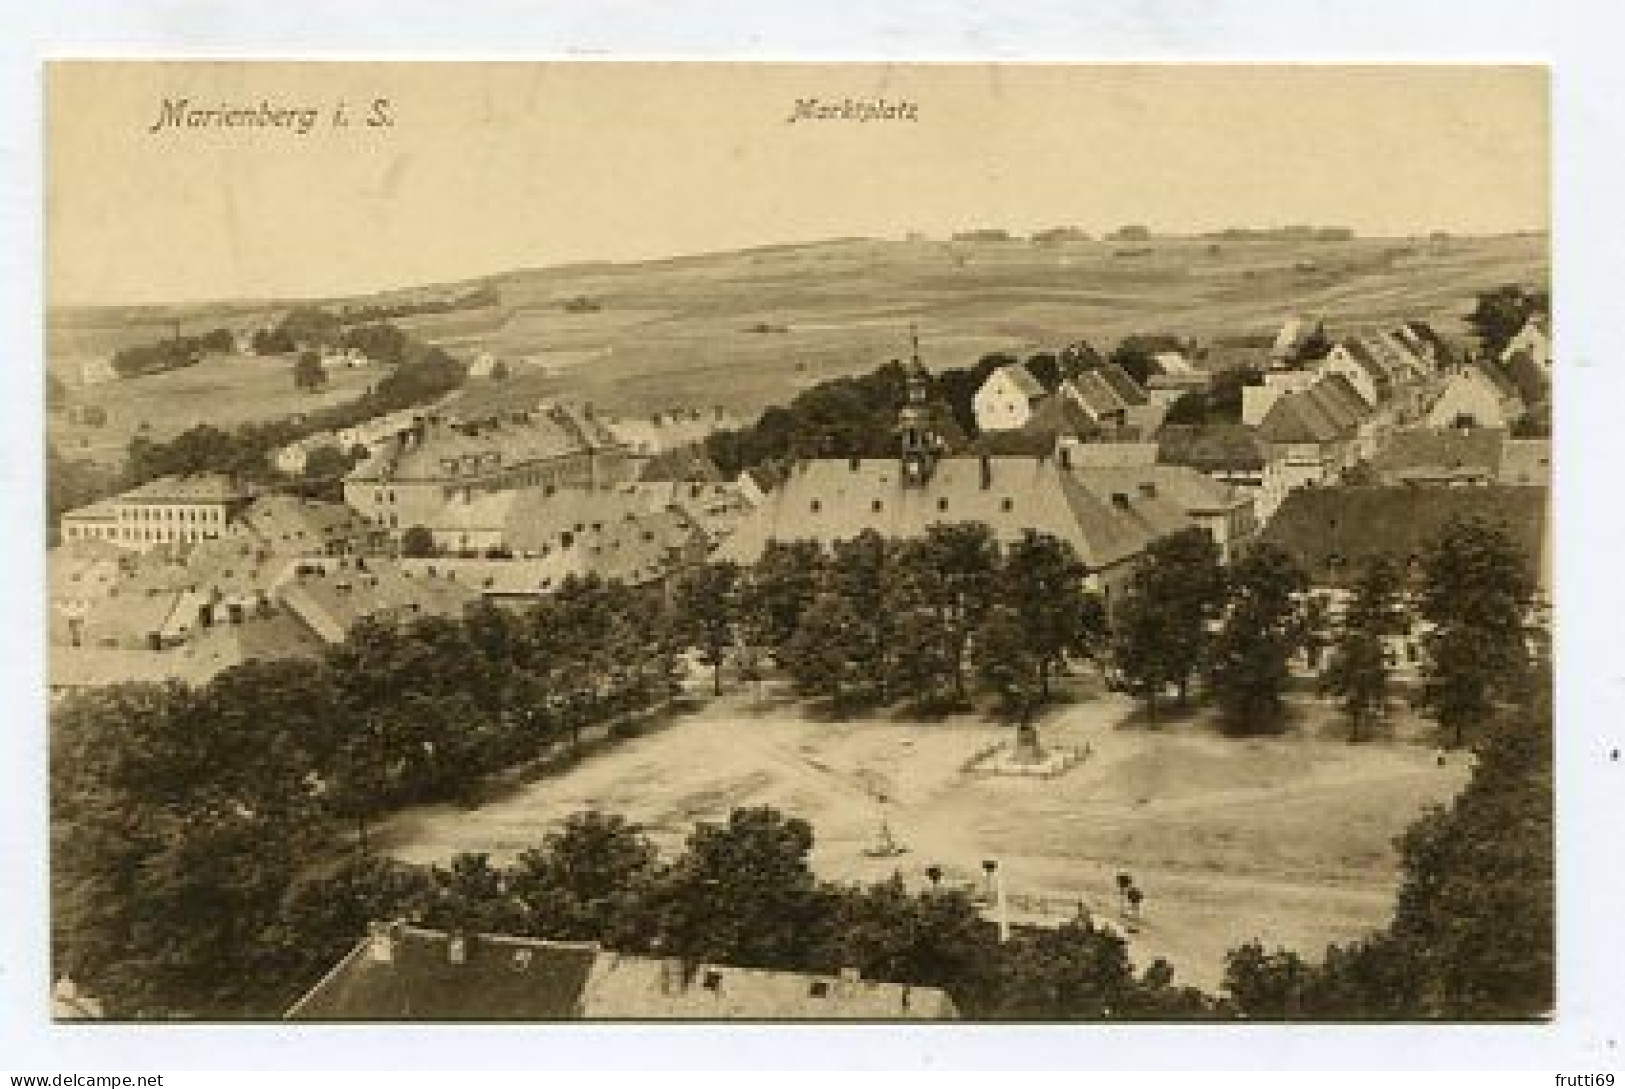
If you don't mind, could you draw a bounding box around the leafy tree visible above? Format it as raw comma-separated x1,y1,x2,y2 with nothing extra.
1385,672,1553,1016
893,523,1001,704
1223,941,1313,1019
252,326,296,355
399,524,436,557
278,306,343,349
885,593,959,713
825,531,896,704
674,560,741,695
294,351,328,391
1416,517,1534,747
1322,559,1403,742
653,807,823,969
738,540,826,658
992,916,1139,1019
998,530,1097,701
1464,284,1547,359
1111,528,1226,718
821,877,1001,1014
783,592,866,710
508,812,663,948
972,604,1045,722
1206,544,1307,735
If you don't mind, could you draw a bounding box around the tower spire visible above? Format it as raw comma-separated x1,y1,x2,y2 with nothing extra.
897,323,940,487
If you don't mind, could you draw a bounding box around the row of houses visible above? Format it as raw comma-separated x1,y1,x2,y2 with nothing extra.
972,357,1166,437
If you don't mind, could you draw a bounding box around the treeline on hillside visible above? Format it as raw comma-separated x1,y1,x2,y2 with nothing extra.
335,283,499,327
1199,225,1355,243
673,526,1107,719
110,327,235,378
49,313,466,526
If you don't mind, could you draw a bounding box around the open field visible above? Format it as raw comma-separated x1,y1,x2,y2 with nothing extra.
48,233,1548,440
48,351,385,467
379,687,1469,993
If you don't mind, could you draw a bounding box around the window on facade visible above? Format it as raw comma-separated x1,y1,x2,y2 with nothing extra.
1001,498,1014,513
871,500,884,513
937,497,949,512
810,500,821,514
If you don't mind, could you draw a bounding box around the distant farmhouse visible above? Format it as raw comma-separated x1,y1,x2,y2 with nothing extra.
1425,361,1525,431
973,361,1048,432
286,921,958,1021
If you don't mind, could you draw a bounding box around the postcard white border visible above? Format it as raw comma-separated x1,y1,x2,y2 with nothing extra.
3,0,1620,1072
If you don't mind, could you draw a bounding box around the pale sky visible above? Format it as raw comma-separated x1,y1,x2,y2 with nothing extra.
46,62,1548,307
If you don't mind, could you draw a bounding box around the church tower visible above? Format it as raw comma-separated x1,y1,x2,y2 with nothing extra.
897,325,943,487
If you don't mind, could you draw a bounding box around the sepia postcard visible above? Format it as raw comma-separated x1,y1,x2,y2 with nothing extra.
40,59,1558,1036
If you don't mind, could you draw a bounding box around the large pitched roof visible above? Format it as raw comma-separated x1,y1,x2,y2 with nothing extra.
286,923,957,1021
349,403,613,485
580,952,957,1020
1256,382,1353,445
278,560,481,644
714,455,1193,572
1259,484,1547,586
996,362,1046,401
287,925,601,1020
1500,438,1551,486
1096,362,1148,406
1067,370,1126,418
1373,427,1506,483
236,496,381,554
119,473,254,504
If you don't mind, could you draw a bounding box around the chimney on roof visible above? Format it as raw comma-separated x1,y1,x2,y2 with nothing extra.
837,966,863,998
447,932,468,965
979,454,992,490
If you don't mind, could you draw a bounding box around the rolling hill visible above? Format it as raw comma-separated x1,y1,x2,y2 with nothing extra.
47,232,1549,449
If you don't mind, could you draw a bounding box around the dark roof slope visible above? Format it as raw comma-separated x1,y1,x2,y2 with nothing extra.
1156,423,1266,472
1259,484,1547,586
287,924,601,1020
1373,428,1506,481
